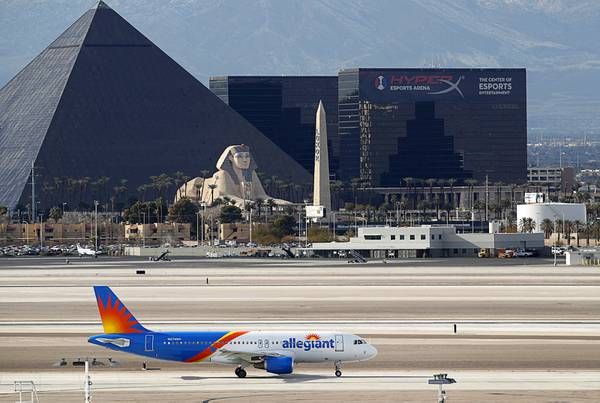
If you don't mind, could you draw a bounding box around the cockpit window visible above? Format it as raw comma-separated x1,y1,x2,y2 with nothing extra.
353,339,368,345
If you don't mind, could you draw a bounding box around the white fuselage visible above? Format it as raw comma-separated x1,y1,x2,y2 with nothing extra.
204,331,376,365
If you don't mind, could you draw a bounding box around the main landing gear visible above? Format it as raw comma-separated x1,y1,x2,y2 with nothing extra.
334,361,342,377
235,366,247,378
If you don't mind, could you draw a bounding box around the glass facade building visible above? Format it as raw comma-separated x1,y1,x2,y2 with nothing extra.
338,68,527,186
209,76,339,176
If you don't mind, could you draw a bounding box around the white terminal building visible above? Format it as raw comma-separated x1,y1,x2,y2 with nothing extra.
517,202,586,233
308,225,544,258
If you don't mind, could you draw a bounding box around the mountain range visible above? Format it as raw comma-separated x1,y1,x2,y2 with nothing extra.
1,0,599,136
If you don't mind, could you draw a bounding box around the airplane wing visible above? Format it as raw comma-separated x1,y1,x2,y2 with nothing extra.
217,349,290,364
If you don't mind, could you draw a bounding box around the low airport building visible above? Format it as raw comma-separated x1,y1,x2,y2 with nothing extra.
308,225,544,258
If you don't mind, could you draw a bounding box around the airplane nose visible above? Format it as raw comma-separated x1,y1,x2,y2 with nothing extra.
369,345,378,358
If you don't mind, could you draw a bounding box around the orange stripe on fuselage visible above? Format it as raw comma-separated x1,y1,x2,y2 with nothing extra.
184,331,248,363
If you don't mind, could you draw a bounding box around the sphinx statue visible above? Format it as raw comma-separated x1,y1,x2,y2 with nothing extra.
175,144,291,206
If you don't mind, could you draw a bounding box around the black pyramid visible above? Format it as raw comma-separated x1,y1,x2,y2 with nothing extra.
0,1,310,210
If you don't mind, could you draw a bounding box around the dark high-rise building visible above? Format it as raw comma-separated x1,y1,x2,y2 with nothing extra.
338,68,527,186
0,2,310,211
209,76,338,176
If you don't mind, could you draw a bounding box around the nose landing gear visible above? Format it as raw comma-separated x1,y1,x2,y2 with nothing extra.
334,361,342,377
235,366,247,378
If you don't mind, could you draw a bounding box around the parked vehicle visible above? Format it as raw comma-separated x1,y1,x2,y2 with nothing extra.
497,249,514,258
514,249,534,258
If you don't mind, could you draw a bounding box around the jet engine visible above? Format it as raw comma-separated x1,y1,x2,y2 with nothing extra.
255,356,294,374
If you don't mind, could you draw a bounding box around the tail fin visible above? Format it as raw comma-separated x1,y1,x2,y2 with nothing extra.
93,286,148,334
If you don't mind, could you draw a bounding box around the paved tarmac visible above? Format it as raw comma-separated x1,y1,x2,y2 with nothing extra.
0,256,599,401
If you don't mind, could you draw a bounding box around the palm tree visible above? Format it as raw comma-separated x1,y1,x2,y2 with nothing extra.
499,199,511,221
266,198,276,217
464,178,478,210
594,221,600,246
563,220,573,245
79,177,91,206
254,198,264,218
425,178,436,201
173,171,188,199
437,179,446,209
350,178,362,206
200,170,210,201
518,217,536,233
98,176,110,204
402,177,414,208
447,178,457,208
150,174,173,202
540,218,554,239
583,222,593,246
505,214,517,233
573,220,583,247
208,184,217,205
494,181,504,206
137,184,148,202
111,180,128,211
330,180,343,210
556,219,563,244
194,182,203,203
473,200,485,221
66,177,77,204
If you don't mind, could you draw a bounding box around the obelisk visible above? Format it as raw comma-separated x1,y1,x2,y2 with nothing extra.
313,100,331,218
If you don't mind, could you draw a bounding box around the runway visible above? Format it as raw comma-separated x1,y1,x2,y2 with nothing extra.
0,257,599,401
1,370,599,402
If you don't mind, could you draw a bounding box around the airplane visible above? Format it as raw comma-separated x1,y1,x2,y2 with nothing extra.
76,244,101,258
88,286,377,378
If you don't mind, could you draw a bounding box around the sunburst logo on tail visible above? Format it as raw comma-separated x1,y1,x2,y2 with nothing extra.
94,286,146,334
305,333,321,341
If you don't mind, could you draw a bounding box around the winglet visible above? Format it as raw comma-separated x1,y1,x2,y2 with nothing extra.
93,286,148,334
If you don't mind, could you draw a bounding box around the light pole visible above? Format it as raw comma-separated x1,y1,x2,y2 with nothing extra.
196,211,200,247
332,211,336,240
298,209,302,246
84,359,91,403
31,161,35,224
39,214,43,249
142,212,146,248
200,203,206,246
62,202,67,217
211,214,214,245
94,200,99,252
249,207,253,245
